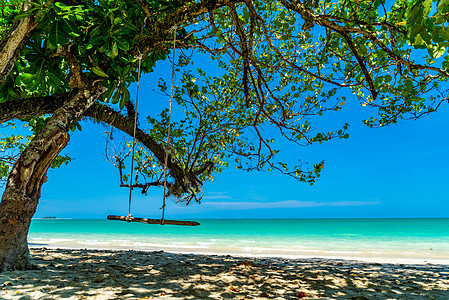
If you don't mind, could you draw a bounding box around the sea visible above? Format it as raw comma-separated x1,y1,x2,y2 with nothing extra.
28,218,449,264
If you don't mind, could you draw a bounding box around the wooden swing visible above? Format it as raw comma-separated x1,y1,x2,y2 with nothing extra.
107,25,200,227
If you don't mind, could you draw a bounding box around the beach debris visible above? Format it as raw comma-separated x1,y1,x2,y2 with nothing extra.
94,277,104,283
239,260,256,267
140,297,151,299
260,292,270,297
297,291,307,298
230,286,241,292
2,281,12,286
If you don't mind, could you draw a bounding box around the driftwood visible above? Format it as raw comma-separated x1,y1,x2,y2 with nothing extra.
107,215,200,226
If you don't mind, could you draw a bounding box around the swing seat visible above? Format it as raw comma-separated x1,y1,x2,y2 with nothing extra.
107,215,200,226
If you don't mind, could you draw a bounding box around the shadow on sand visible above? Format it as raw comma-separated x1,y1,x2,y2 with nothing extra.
0,248,448,299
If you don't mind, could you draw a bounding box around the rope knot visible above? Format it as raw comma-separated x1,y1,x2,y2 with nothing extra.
168,25,179,33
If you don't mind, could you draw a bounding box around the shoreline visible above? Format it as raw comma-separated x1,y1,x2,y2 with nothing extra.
1,247,448,299
28,243,449,266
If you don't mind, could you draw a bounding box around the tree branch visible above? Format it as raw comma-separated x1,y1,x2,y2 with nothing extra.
0,0,56,85
338,30,378,99
129,0,245,57
279,0,449,78
0,91,211,196
83,102,206,196
0,2,37,84
0,91,75,124
228,3,251,105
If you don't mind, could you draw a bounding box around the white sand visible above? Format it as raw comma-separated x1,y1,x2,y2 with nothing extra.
1,247,448,299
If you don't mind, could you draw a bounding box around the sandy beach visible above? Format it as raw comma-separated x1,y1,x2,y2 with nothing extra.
0,248,448,299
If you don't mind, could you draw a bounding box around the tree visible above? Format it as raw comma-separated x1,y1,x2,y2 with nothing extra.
0,0,448,271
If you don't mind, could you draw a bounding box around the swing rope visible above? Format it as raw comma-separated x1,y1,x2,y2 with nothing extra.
126,54,143,221
107,25,199,226
126,26,177,223
161,25,178,224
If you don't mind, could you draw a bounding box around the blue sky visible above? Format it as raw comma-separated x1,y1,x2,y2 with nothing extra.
33,100,449,219
2,58,449,219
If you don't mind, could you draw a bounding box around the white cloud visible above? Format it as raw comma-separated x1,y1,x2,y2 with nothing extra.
204,200,379,210
327,201,379,207
202,192,233,200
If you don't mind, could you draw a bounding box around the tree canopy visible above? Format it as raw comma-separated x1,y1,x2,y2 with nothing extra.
1,0,449,271
1,0,449,202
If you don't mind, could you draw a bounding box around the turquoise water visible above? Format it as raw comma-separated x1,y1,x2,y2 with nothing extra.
28,218,449,262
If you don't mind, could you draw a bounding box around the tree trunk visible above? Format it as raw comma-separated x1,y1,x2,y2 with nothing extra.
0,133,68,271
0,86,105,271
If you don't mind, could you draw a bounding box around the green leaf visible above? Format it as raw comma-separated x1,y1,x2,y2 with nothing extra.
437,0,449,14
48,22,70,46
92,66,109,77
440,27,449,41
358,43,368,55
15,73,35,86
111,42,118,58
14,9,38,20
119,94,126,110
111,90,120,104
123,65,131,75
122,18,138,31
28,59,46,91
89,27,104,46
55,2,73,11
427,44,446,58
121,88,130,104
423,0,432,16
288,17,296,25
46,72,63,87
51,155,72,169
115,39,129,51
61,18,82,37
158,5,171,12
102,87,115,102
414,34,426,48
408,2,423,25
